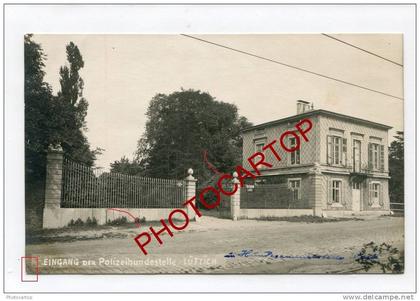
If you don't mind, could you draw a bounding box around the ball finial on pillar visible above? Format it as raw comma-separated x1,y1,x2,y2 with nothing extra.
232,171,240,184
186,168,196,181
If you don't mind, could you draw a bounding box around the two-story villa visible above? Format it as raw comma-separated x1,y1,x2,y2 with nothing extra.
241,100,392,216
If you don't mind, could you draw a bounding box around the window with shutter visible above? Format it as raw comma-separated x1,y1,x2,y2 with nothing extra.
368,143,382,170
290,137,300,165
379,184,384,206
254,137,267,154
327,135,332,165
328,135,345,166
342,138,347,166
327,179,332,204
288,179,301,201
333,137,341,165
373,144,379,169
370,182,381,207
332,180,341,203
380,145,385,171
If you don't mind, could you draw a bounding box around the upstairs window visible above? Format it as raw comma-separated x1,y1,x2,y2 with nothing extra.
333,137,341,165
327,135,347,166
290,137,301,165
368,143,384,171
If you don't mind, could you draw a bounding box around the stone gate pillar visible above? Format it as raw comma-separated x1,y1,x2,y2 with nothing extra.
185,168,198,221
230,172,241,221
44,145,64,209
43,145,64,228
308,162,323,217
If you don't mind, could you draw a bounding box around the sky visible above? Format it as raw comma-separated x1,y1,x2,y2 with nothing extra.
32,34,404,170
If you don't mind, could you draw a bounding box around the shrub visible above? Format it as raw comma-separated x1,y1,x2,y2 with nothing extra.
85,216,98,226
67,218,85,228
355,242,404,273
106,216,128,226
134,217,146,224
74,218,84,227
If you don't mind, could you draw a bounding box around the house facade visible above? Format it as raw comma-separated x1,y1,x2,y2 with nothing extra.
241,101,392,216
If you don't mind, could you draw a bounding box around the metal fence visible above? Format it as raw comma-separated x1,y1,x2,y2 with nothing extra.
390,202,404,214
240,183,310,209
61,157,186,208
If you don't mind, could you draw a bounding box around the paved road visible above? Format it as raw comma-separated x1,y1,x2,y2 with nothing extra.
26,216,404,274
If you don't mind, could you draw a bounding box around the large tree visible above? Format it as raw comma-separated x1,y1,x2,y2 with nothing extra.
25,36,98,213
110,156,145,175
389,131,404,205
135,89,252,183
25,34,55,184
51,42,98,165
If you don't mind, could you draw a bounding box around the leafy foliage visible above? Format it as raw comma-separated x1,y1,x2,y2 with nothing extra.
355,241,404,273
135,89,252,184
25,36,100,207
110,156,145,175
67,217,98,228
389,131,404,205
52,41,98,166
106,216,128,226
85,216,98,226
25,34,54,182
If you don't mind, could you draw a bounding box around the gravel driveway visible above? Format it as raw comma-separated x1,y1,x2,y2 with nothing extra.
26,215,404,274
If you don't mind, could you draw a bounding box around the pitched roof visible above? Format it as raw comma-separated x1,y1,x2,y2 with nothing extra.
241,109,392,133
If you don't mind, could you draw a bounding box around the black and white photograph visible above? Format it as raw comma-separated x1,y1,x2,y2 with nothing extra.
2,2,417,297
24,34,404,275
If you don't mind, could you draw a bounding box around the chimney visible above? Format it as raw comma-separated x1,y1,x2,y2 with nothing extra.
297,100,313,114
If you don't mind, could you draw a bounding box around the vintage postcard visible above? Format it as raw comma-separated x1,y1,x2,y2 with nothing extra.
24,34,404,275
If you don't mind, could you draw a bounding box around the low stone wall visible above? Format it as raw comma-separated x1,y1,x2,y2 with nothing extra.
239,208,314,219
322,210,391,218
26,207,44,231
42,208,175,229
41,147,199,229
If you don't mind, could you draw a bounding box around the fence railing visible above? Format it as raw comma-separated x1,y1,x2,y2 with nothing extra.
61,157,186,208
390,202,404,214
240,183,310,209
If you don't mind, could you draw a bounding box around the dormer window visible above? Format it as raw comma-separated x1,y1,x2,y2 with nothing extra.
254,138,266,153
255,128,265,137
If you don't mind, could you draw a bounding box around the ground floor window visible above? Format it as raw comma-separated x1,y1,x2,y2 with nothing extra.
369,181,382,207
372,183,380,197
332,180,342,203
288,178,301,201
